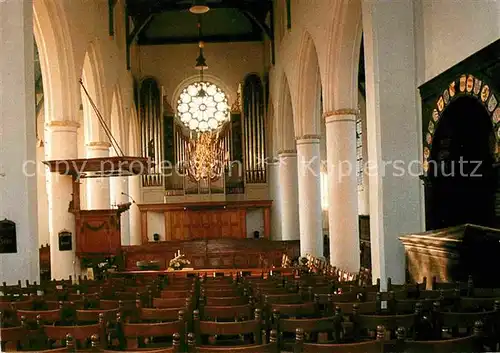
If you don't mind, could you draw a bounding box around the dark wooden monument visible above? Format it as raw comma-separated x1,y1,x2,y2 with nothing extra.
400,224,500,288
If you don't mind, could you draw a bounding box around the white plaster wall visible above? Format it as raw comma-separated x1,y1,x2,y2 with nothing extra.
246,209,264,238
146,212,165,241
416,0,500,84
137,42,266,106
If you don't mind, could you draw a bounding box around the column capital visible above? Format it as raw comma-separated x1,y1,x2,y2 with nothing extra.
45,120,80,131
295,135,321,145
323,109,358,124
86,141,111,150
277,149,297,157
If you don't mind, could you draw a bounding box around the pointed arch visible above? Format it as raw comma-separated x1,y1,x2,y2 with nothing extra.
33,0,80,123
323,0,362,112
294,30,322,137
81,41,111,144
277,73,296,152
110,86,127,156
129,102,141,157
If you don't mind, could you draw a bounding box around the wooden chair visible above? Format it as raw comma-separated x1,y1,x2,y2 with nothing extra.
137,306,185,323
334,301,380,316
160,289,193,299
272,312,340,350
200,304,253,322
118,310,186,350
193,308,264,348
76,308,120,323
263,293,303,305
17,308,62,323
187,330,279,353
43,322,106,350
13,333,77,353
153,296,193,311
0,325,27,351
392,322,484,353
90,333,181,352
352,311,417,340
269,302,318,318
203,296,248,307
294,326,386,353
201,287,241,297
459,297,500,312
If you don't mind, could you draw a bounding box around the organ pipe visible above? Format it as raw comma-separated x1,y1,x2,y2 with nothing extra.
242,74,266,183
139,78,162,187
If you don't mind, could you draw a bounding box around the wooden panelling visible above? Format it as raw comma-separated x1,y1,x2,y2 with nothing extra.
121,239,300,270
139,201,271,241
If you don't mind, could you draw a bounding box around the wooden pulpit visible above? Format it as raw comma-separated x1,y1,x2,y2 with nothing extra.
44,156,150,257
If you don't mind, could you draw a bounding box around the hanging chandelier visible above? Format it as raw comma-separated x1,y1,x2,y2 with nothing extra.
186,130,226,181
182,13,229,182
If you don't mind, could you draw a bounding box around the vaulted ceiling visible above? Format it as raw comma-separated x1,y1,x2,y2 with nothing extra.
125,0,273,45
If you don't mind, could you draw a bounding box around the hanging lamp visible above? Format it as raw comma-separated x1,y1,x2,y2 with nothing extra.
189,0,210,14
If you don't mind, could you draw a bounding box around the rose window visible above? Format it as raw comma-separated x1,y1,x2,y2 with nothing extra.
177,82,229,132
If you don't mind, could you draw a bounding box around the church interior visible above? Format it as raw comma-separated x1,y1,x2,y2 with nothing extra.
1,0,500,351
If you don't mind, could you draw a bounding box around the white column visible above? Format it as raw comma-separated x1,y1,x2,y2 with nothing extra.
278,151,300,241
46,121,80,280
268,159,282,240
85,142,110,209
325,111,360,272
296,137,323,258
358,96,370,215
0,0,39,284
110,177,130,245
129,175,142,245
37,142,49,247
362,0,423,286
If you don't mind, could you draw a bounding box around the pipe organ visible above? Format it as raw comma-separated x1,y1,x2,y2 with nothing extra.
140,78,163,187
139,75,268,197
242,74,266,183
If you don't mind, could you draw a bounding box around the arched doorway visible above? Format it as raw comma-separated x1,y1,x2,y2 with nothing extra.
427,96,496,229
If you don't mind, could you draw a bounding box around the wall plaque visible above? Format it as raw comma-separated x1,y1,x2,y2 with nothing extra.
58,230,72,251
0,219,17,253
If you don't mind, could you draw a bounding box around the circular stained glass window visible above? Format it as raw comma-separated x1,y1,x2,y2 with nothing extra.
177,82,229,132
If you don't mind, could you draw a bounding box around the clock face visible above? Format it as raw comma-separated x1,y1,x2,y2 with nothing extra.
177,82,229,132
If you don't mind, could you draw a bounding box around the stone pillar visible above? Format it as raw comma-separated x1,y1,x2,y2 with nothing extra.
296,137,323,257
128,175,141,245
325,110,360,272
0,0,39,284
110,177,130,245
85,142,110,209
358,96,370,215
46,121,80,280
268,158,282,240
362,0,423,287
278,151,300,241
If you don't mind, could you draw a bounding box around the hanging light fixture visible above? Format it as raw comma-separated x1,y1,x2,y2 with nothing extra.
195,17,207,98
195,41,208,71
189,0,210,14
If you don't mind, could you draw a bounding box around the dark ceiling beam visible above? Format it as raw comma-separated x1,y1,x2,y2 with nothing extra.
240,9,272,39
128,14,154,45
127,0,271,15
126,13,154,70
138,33,262,45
